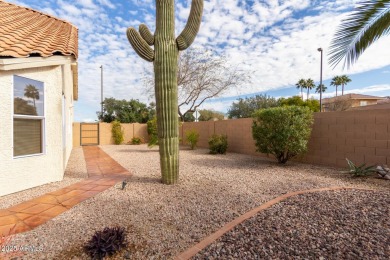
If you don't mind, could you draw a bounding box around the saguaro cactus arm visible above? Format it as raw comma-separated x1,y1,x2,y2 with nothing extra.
176,0,203,51
127,27,154,62
139,24,155,46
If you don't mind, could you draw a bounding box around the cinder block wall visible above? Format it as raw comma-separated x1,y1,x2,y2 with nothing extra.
133,123,149,143
181,109,390,168
73,122,81,147
182,121,214,147
303,110,390,168
73,109,390,168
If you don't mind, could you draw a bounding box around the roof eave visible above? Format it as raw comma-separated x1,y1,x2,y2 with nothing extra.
0,55,76,71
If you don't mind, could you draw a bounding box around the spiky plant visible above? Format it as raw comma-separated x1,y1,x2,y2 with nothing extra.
126,1,203,184
84,227,127,260
329,0,390,68
346,158,376,177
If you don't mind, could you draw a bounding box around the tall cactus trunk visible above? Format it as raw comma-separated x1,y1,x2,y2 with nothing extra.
126,0,203,184
154,1,179,184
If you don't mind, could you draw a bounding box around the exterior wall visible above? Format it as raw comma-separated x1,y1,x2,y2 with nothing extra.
181,110,390,168
323,98,382,111
303,110,390,168
61,64,74,167
133,123,149,143
0,65,74,196
182,121,214,147
73,122,81,148
72,109,390,170
350,99,378,107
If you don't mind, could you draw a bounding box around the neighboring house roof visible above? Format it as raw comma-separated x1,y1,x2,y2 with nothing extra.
349,102,390,111
0,0,78,58
322,93,386,104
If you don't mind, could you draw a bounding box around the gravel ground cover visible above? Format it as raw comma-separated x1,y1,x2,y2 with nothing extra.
194,190,390,259
1,144,389,260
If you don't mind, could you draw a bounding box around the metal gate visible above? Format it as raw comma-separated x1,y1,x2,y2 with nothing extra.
80,123,99,146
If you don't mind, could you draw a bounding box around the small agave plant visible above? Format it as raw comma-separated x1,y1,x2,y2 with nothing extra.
84,226,127,260
346,158,376,177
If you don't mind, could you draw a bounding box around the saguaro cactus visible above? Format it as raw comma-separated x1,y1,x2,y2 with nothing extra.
126,0,203,184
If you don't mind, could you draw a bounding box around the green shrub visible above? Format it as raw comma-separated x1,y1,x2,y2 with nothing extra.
346,158,376,177
185,129,200,150
208,134,228,154
147,116,158,147
111,120,124,145
252,106,313,164
130,137,142,145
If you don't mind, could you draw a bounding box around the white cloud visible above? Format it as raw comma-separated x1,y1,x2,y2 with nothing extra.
76,0,97,9
97,0,115,9
6,0,390,121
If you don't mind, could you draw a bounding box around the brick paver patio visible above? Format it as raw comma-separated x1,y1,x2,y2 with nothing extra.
0,146,131,237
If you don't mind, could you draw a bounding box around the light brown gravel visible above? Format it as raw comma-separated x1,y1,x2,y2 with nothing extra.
1,145,388,260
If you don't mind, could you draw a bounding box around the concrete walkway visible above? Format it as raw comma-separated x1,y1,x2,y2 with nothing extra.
0,146,131,237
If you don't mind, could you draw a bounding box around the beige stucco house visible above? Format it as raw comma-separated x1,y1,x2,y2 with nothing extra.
0,1,78,196
321,93,387,112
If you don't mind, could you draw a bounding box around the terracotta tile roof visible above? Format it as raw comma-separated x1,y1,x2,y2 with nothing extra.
0,0,78,58
322,93,386,104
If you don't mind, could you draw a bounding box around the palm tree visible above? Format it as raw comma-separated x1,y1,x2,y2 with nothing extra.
329,0,390,68
24,84,40,108
316,84,327,112
339,75,352,95
296,79,306,99
315,84,327,94
306,78,315,100
330,76,342,96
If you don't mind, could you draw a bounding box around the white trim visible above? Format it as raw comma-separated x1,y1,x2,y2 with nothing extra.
14,115,45,119
0,56,75,71
13,152,45,159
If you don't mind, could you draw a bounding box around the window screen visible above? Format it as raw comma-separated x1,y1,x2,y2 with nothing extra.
13,119,42,156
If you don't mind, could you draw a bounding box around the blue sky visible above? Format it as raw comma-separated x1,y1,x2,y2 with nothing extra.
8,0,390,121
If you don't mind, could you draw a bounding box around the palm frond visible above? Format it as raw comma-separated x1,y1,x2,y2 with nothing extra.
328,0,390,69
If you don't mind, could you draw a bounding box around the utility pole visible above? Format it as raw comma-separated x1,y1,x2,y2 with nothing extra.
317,48,323,112
100,65,103,117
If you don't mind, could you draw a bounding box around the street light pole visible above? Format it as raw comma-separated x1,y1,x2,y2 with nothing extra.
100,65,103,117
317,48,323,112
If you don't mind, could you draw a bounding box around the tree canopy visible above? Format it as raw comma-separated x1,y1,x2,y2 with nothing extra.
14,97,37,116
97,98,155,123
228,94,279,119
228,94,319,118
279,96,320,112
24,84,39,108
198,109,225,121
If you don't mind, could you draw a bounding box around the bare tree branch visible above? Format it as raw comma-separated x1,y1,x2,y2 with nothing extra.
144,48,251,121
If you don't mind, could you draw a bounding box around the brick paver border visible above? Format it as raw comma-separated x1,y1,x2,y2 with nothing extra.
175,186,376,260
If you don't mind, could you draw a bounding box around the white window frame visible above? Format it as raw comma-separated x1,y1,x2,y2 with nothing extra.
12,75,46,159
360,101,368,106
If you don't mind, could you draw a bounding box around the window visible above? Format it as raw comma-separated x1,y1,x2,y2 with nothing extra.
13,75,44,157
360,101,367,106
